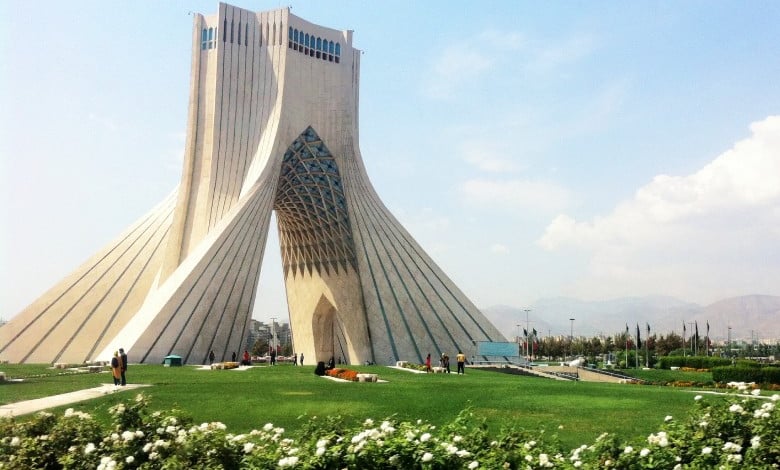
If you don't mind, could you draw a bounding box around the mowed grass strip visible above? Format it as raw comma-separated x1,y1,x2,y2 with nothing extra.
1,364,700,448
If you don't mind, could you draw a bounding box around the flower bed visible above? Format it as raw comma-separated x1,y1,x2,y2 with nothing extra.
325,368,359,382
210,362,240,370
399,362,427,372
1,388,777,469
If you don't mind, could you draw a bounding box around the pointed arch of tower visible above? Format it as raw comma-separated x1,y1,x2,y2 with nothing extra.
273,126,365,363
274,126,357,278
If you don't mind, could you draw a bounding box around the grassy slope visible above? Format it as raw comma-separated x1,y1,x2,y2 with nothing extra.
1,364,702,449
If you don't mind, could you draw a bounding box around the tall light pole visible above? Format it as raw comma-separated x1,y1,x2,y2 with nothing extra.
727,325,732,358
270,317,278,355
569,318,575,359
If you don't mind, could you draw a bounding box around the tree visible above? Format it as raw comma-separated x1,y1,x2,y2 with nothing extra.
654,333,683,357
251,339,269,357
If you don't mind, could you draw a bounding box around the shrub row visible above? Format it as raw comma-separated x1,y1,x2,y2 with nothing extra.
657,356,731,370
712,365,780,385
2,389,778,469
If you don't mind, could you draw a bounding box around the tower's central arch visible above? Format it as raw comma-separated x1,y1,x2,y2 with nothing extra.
273,126,371,364
0,3,506,365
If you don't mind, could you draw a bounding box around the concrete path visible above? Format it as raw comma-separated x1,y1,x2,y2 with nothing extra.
1,383,150,418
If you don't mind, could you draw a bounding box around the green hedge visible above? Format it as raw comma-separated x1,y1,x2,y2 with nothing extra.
712,365,780,385
657,356,731,370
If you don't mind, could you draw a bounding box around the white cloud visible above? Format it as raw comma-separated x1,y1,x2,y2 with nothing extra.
490,243,509,254
538,115,780,302
460,178,572,213
422,44,492,100
422,29,597,101
88,112,118,131
527,33,598,73
460,138,524,173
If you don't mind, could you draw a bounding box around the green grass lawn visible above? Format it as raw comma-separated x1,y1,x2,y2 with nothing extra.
622,368,713,383
1,364,708,449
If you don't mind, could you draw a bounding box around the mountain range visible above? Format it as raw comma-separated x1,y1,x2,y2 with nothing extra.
482,295,780,343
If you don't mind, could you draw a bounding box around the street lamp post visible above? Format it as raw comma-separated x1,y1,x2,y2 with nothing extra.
569,318,575,359
727,325,732,359
270,317,278,355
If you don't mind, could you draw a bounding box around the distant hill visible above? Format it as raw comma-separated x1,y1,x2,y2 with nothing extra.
482,295,780,343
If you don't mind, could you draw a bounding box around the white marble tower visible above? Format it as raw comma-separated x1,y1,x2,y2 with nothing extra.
0,3,506,365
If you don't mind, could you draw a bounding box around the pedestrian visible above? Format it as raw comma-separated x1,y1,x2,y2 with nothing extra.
456,351,466,374
270,349,277,366
442,353,451,373
119,348,128,385
111,351,122,386
293,353,298,366
300,353,304,366
242,350,250,366
209,350,215,364
231,351,236,362
425,353,431,373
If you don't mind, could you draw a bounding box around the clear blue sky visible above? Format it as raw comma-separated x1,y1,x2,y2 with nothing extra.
2,1,779,326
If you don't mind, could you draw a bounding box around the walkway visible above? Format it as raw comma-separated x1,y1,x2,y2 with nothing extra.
1,384,150,418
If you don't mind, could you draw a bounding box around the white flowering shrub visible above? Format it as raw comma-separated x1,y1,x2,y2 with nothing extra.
0,388,777,469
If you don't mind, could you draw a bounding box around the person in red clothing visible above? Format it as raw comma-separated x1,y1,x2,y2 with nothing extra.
425,353,431,373
242,350,251,366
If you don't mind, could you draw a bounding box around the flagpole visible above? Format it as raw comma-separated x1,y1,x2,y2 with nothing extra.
625,324,629,368
688,322,695,357
635,323,640,369
524,309,531,361
645,323,650,368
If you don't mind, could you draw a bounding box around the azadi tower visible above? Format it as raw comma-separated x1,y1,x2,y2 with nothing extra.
0,3,506,365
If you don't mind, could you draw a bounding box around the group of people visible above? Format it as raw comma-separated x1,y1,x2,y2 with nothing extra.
111,348,128,386
206,349,305,366
425,351,467,374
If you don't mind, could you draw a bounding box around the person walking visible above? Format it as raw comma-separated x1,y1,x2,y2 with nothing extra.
300,353,304,366
456,351,466,375
425,353,432,373
111,351,123,386
208,350,215,365
443,353,451,373
119,348,128,386
293,353,298,366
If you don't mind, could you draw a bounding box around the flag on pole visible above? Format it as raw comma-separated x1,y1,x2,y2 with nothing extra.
683,322,686,334
695,321,699,342
646,323,650,335
625,323,630,348
523,328,528,338
706,322,710,334
636,323,642,348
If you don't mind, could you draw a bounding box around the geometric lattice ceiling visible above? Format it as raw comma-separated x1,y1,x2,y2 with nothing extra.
274,126,357,277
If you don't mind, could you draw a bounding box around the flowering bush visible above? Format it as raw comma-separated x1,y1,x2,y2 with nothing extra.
399,362,428,372
0,386,777,469
325,368,359,381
